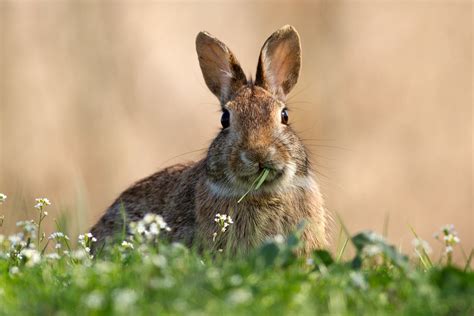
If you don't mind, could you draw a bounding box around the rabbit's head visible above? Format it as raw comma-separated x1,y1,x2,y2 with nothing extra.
197,25,310,196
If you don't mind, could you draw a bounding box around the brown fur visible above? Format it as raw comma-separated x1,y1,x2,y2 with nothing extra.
90,25,329,255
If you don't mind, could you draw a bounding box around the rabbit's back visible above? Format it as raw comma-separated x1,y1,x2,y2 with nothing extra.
90,161,205,248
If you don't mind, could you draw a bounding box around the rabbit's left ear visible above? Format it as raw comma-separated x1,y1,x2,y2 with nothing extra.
255,25,301,100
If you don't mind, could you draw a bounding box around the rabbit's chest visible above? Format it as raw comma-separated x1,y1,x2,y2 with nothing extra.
196,196,299,253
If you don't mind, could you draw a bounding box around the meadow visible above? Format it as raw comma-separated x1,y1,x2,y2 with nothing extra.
0,194,472,316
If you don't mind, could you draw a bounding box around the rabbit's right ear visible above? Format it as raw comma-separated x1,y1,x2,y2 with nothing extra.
196,32,247,105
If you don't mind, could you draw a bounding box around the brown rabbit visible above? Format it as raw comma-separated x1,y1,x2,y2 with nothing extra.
90,25,329,255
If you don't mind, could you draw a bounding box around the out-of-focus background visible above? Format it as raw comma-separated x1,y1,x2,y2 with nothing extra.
0,1,472,259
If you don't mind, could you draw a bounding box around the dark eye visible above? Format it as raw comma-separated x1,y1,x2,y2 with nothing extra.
221,109,230,129
281,108,289,125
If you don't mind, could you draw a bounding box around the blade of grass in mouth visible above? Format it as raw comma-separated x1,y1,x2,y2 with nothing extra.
237,168,270,204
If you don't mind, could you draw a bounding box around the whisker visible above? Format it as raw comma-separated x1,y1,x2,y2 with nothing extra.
159,147,208,167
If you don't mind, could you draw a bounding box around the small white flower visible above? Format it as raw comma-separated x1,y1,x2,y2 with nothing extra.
49,232,68,240
149,223,159,235
362,244,382,257
445,245,453,254
113,289,137,311
150,254,167,268
227,288,252,305
20,248,41,267
121,240,134,250
8,234,23,246
0,193,7,204
71,249,90,260
9,266,19,275
85,291,104,310
34,197,51,210
136,222,146,234
435,224,461,256
214,213,233,235
129,213,170,243
143,213,155,224
412,238,432,254
273,234,285,244
45,253,61,260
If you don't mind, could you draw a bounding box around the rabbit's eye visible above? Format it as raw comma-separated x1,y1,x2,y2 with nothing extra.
221,109,230,129
281,108,289,125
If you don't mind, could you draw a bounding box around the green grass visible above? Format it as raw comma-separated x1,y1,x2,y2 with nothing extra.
0,228,473,315
0,195,472,315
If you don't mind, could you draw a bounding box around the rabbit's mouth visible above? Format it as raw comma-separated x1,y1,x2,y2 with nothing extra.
236,166,285,187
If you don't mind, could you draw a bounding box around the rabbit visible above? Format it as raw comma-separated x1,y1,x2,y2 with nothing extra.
90,25,329,255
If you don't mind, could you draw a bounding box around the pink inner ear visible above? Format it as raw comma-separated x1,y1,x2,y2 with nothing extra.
257,28,301,97
266,41,295,91
196,32,247,104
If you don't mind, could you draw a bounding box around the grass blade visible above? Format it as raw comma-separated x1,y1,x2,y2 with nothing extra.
254,169,270,190
237,174,261,203
237,168,270,204
336,237,349,262
409,225,433,269
464,249,473,272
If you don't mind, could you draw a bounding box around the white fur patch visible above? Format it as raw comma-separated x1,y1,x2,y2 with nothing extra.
205,170,317,199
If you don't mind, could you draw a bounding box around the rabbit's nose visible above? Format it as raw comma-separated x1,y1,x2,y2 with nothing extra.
240,146,278,169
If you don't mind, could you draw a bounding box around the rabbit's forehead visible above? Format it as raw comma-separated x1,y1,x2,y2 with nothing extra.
226,87,283,117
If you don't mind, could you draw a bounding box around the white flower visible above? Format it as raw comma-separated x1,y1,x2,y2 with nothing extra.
273,234,285,244
412,238,432,254
113,289,137,311
49,232,69,240
362,245,382,257
445,245,453,254
227,288,252,305
8,234,24,246
129,213,170,243
71,249,90,260
45,253,61,260
444,234,460,244
214,213,233,234
121,240,134,250
149,223,159,235
0,193,7,204
435,224,461,255
85,291,104,310
9,266,19,275
150,254,167,268
143,213,155,224
34,197,51,210
16,220,37,234
20,248,41,267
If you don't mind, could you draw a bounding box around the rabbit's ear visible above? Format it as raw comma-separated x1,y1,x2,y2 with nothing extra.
255,25,301,99
196,32,247,105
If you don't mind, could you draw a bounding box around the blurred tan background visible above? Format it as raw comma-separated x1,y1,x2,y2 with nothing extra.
0,1,472,259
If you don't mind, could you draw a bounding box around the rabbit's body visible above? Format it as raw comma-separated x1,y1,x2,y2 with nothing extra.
90,25,329,254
